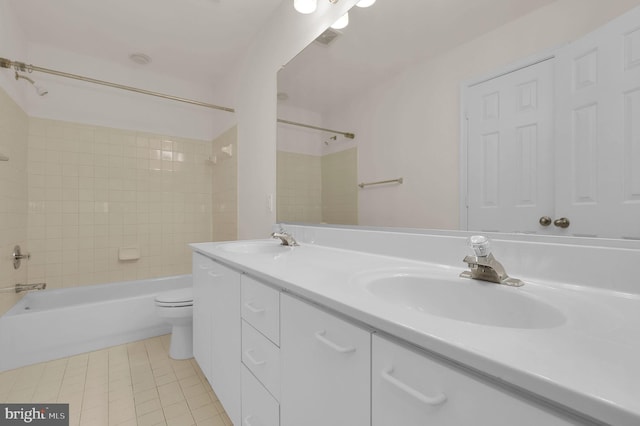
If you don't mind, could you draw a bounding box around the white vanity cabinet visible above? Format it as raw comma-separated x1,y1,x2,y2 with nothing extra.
280,293,371,426
191,252,241,426
192,252,215,379
372,334,575,426
240,275,282,426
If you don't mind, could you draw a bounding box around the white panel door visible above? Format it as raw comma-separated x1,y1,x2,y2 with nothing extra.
555,7,640,239
466,58,555,234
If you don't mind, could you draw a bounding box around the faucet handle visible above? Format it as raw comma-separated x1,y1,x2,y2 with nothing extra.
468,235,490,257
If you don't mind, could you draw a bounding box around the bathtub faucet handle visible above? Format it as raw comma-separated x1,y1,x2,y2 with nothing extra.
12,245,30,269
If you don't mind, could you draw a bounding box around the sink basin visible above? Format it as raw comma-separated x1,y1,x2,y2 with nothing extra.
356,270,566,329
219,241,292,255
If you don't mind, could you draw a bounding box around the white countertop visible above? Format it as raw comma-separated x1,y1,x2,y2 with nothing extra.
191,239,640,425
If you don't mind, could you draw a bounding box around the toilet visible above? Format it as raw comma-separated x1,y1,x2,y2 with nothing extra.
155,287,194,360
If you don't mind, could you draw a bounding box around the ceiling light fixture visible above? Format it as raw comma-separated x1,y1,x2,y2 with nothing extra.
355,0,375,7
294,0,373,30
330,12,349,30
294,0,317,14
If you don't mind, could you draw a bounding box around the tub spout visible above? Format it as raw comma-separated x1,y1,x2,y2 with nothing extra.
15,283,46,293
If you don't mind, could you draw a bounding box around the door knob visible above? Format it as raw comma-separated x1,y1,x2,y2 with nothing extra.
539,216,552,226
553,217,570,228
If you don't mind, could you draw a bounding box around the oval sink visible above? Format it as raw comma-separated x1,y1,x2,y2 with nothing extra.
219,241,293,255
358,271,566,329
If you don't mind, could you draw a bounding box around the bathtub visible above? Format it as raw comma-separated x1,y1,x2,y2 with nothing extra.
0,274,191,372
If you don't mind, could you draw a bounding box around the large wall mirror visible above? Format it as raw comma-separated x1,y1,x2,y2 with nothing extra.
276,0,640,239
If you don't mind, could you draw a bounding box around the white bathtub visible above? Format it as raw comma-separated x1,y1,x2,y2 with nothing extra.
0,274,191,372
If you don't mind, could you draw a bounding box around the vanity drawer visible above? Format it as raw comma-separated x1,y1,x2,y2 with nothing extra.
242,365,280,426
242,319,281,401
372,334,573,426
241,275,280,345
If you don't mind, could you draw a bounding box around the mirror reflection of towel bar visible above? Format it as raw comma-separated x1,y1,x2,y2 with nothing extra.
358,177,403,189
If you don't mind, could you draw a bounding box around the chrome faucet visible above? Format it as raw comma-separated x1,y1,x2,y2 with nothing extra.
15,282,47,293
271,231,299,247
459,236,523,287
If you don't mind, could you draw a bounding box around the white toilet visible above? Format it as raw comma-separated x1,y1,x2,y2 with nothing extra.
155,287,194,360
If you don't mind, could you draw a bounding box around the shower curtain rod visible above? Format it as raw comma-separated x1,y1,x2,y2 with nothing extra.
0,57,355,139
0,57,234,112
276,119,355,139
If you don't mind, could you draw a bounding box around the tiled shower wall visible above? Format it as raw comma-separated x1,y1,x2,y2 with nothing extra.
276,148,357,225
0,89,28,315
276,151,322,223
26,118,213,290
322,147,357,225
212,126,238,241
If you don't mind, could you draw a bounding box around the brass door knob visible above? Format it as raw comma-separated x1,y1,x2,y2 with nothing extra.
553,217,570,228
539,216,552,226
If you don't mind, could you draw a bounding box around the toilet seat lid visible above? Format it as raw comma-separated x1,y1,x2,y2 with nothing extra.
155,288,193,304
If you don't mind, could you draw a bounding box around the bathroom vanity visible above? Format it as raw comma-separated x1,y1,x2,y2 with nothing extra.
190,225,640,426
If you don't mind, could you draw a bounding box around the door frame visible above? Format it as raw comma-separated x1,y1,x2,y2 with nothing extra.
459,48,560,231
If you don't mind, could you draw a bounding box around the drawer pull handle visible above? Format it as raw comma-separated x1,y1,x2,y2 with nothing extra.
198,264,209,270
207,271,223,278
244,350,266,366
244,415,254,426
244,301,266,314
381,368,447,406
314,330,356,353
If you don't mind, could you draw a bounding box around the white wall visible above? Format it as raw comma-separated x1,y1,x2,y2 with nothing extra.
22,43,228,141
321,0,640,229
0,0,28,109
277,104,324,156
234,0,360,239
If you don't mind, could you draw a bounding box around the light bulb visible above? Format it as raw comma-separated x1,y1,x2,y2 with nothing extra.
356,0,376,7
294,0,317,14
330,12,349,29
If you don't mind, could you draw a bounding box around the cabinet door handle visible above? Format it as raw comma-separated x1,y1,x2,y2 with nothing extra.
244,415,254,426
314,330,356,353
244,350,266,366
244,301,265,314
381,368,447,406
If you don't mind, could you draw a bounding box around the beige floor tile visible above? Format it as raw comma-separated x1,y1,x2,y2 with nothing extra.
178,374,201,389
113,419,138,426
163,399,191,419
109,404,136,425
137,408,166,426
134,387,159,404
5,388,35,402
191,403,219,422
154,372,177,386
157,382,184,406
197,414,226,426
186,392,212,411
221,412,233,426
136,397,162,416
81,404,109,425
0,336,230,426
182,382,206,399
165,411,195,426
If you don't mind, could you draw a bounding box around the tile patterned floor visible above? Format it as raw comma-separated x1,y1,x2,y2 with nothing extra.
0,335,232,426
